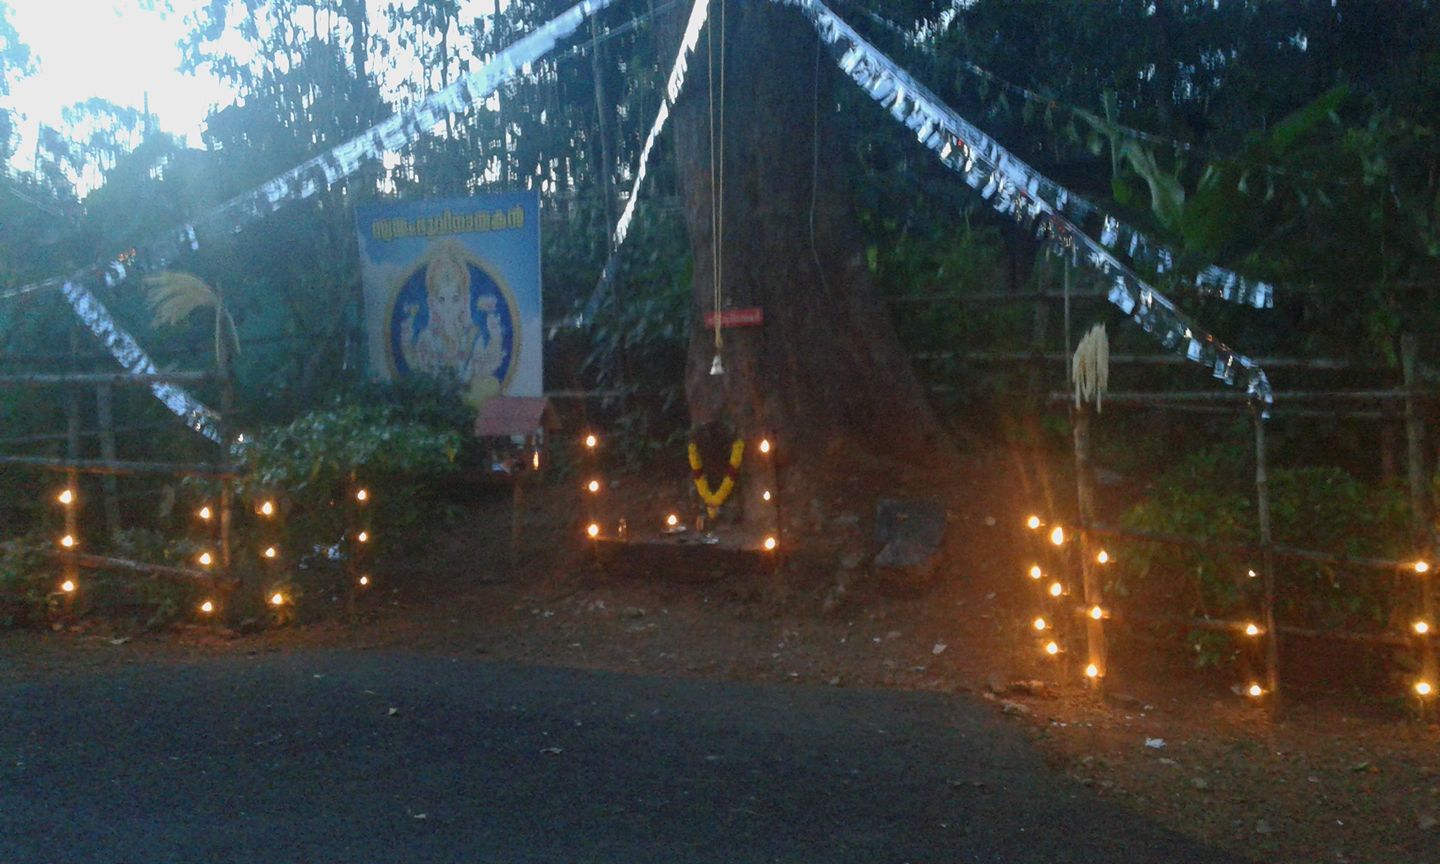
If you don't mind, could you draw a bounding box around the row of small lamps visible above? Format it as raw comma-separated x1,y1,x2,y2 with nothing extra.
1023,513,1438,700
579,432,778,553
53,483,374,615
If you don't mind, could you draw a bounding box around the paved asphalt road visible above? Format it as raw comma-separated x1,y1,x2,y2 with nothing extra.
1,651,1243,863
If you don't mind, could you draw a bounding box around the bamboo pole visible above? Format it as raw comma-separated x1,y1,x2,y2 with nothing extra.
1120,611,1414,648
0,370,214,387
345,473,369,617
63,330,80,608
1253,408,1281,714
1175,613,1411,648
212,291,243,624
0,423,175,448
589,14,619,242
94,382,121,539
1087,522,1408,572
1050,389,1416,404
55,551,222,583
1027,295,1048,415
217,305,235,595
889,290,1105,305
541,388,629,400
916,350,1368,372
1072,403,1106,689
0,454,238,477
1067,403,1400,421
1402,334,1437,696
512,473,525,571
0,333,310,365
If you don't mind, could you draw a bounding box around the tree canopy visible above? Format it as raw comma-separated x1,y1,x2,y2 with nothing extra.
1,0,1438,432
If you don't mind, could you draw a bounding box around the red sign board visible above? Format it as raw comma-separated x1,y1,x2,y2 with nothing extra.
703,307,764,328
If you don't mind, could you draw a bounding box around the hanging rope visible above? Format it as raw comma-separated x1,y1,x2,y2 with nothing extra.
707,0,728,376
705,3,725,374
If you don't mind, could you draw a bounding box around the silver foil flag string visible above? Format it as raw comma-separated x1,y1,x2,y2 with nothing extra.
776,0,1272,310
7,0,615,439
613,0,709,249
60,280,222,443
583,0,711,324
198,0,617,239
778,0,1272,407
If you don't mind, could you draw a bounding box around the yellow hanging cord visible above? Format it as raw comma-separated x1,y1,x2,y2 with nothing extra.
704,0,726,375
714,0,726,361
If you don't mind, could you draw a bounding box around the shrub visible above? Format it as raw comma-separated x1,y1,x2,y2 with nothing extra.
230,402,462,564
1117,447,1411,645
0,537,54,627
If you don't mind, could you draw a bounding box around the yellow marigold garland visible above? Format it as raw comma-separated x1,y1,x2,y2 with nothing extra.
688,438,745,517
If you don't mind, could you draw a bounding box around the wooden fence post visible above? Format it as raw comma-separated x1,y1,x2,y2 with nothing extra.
62,330,81,608
1402,334,1437,696
512,475,525,572
1073,403,1106,689
94,382,121,539
1253,407,1281,715
216,299,236,617
1027,272,1049,415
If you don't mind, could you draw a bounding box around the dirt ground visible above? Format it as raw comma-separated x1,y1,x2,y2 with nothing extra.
6,451,1440,864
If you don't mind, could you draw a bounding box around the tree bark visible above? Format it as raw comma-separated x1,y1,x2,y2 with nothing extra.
665,3,950,483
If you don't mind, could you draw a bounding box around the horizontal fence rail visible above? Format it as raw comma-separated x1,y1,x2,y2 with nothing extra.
1119,611,1416,648
1088,522,1411,573
0,371,215,387
917,350,1370,372
54,551,228,585
0,423,176,448
888,290,1106,305
0,454,238,478
1050,389,1419,404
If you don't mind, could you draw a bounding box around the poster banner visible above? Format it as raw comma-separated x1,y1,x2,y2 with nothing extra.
357,192,542,406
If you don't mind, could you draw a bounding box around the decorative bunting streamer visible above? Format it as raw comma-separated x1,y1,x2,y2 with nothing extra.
781,0,1272,310
614,0,709,250
60,279,222,443
582,0,711,324
4,0,616,436
777,0,1272,407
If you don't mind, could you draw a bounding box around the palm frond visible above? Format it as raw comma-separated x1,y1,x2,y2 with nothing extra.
142,271,218,329
142,271,240,361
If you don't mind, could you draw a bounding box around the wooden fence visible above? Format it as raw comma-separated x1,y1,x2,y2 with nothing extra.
0,323,238,614
894,278,1437,715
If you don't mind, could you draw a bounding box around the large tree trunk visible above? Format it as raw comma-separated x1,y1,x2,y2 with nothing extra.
666,3,950,489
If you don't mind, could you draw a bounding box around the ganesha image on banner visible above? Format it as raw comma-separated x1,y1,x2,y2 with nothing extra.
387,243,519,406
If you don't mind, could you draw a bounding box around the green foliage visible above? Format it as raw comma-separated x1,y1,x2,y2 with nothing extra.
581,207,693,408
0,0,31,164
336,375,473,435
102,528,207,629
0,537,53,627
233,402,461,561
607,410,690,475
869,209,1017,406
237,402,461,493
1118,447,1411,660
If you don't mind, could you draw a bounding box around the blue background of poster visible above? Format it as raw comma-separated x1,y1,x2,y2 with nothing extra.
356,191,541,403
